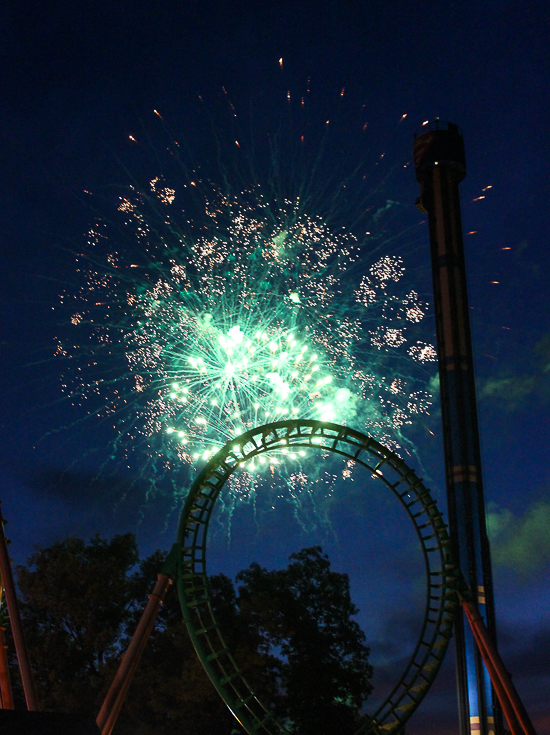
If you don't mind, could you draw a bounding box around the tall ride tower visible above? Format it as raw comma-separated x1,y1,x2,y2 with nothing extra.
413,120,501,735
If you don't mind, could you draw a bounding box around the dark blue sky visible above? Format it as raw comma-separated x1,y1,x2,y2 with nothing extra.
1,1,549,732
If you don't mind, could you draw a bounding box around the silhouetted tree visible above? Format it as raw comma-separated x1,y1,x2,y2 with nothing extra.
14,536,372,735
16,533,139,714
15,535,239,734
237,546,373,735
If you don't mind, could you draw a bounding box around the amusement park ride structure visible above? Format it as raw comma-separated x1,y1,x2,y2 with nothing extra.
413,120,500,735
0,122,539,735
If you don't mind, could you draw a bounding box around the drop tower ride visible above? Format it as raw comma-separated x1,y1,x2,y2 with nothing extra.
413,120,501,735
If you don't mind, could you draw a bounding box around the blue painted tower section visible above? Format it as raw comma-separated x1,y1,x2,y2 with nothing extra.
413,121,501,735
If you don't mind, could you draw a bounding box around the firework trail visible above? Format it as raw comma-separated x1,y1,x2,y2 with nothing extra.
57,119,436,518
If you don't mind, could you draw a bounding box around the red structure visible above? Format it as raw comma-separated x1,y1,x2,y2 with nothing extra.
0,503,38,711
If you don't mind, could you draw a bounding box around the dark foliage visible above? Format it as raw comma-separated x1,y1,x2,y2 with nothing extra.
12,536,372,735
236,546,373,735
16,533,139,714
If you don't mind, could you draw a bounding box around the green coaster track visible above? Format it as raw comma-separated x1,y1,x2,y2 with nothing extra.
176,420,458,734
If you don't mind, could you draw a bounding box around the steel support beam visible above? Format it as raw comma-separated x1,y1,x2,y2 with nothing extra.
0,503,39,711
96,573,172,735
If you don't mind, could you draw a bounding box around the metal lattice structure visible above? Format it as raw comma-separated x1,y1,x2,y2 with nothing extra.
176,420,458,734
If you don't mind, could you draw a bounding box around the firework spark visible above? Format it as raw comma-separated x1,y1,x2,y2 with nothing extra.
58,148,435,513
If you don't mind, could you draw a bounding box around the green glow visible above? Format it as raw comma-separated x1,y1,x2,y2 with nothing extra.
64,167,438,501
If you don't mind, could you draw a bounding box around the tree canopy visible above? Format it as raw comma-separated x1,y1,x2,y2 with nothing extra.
236,547,373,735
12,535,372,734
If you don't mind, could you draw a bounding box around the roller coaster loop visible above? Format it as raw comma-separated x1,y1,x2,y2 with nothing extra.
176,420,459,735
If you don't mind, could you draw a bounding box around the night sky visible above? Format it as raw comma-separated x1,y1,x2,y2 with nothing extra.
1,1,549,732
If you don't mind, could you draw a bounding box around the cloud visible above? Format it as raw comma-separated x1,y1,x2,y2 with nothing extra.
487,500,550,575
428,373,440,394
496,621,550,724
478,375,538,407
29,467,150,507
478,333,550,411
499,622,550,679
